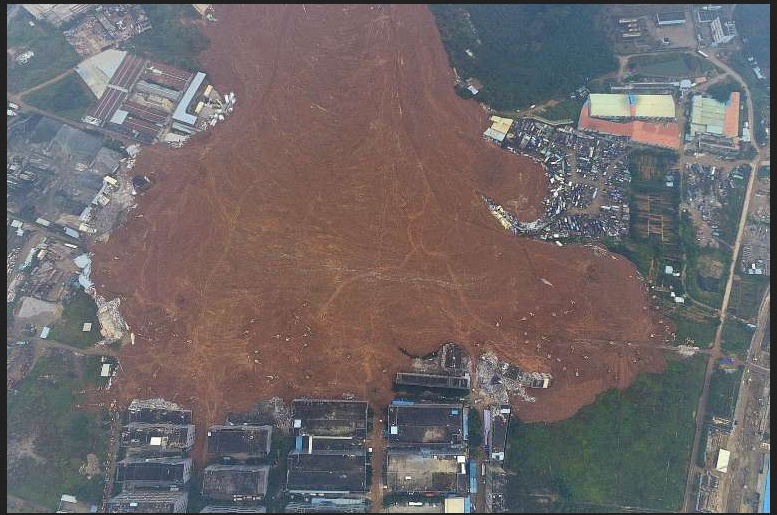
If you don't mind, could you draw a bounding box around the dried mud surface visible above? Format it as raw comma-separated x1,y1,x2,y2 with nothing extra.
92,4,665,458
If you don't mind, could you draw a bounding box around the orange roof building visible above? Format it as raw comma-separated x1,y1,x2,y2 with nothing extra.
578,103,681,149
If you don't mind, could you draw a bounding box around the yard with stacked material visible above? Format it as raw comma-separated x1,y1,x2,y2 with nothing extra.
90,5,667,469
505,354,708,512
7,349,109,510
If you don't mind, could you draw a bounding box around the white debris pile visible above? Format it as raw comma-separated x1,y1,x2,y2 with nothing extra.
89,290,128,345
477,351,536,405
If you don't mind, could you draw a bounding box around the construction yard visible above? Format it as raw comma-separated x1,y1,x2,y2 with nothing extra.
90,4,668,464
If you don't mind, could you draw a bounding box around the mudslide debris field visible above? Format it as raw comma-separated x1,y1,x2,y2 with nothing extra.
92,4,665,454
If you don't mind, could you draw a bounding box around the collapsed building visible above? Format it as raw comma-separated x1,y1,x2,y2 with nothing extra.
394,342,472,398
128,398,192,425
477,351,553,405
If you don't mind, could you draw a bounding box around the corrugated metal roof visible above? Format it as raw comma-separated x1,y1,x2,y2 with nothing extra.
589,94,630,118
483,127,506,142
172,72,206,126
589,94,675,119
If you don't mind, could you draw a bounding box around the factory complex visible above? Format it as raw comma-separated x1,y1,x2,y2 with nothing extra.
76,49,235,145
577,93,681,149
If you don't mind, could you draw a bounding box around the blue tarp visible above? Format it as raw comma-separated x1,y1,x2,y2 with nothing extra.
295,436,303,452
762,460,770,513
465,497,471,513
391,399,415,405
469,461,478,493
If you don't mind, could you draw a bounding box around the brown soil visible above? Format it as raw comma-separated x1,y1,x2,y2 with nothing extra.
91,5,666,463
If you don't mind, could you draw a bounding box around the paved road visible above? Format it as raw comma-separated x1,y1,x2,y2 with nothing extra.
681,47,768,512
723,290,770,511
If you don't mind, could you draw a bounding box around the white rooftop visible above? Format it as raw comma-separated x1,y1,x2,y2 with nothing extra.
76,49,127,99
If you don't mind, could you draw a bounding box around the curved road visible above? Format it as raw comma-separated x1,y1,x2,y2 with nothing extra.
681,48,769,512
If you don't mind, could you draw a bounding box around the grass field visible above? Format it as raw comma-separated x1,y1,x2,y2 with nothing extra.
706,367,743,421
536,97,585,123
504,354,708,512
7,350,109,510
22,72,95,121
49,289,101,348
727,274,769,321
721,319,756,359
7,10,81,93
627,52,716,79
672,310,719,348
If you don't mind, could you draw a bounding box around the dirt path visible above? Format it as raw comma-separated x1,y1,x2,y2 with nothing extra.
91,4,665,465
15,68,76,97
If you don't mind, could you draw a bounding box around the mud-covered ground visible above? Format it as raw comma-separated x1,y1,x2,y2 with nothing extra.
91,4,666,462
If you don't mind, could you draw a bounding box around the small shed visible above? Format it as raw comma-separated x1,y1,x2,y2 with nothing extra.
40,326,51,339
83,323,93,332
100,363,112,377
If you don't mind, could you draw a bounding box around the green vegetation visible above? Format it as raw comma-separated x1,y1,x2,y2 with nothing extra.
680,212,729,308
7,9,81,93
719,169,748,246
49,289,101,348
127,4,210,71
536,97,585,123
727,274,770,320
467,407,483,449
627,52,715,79
706,367,743,421
22,72,94,121
706,79,742,103
672,311,719,348
431,4,617,110
726,51,770,146
7,351,109,509
734,4,770,69
721,319,755,359
504,354,707,512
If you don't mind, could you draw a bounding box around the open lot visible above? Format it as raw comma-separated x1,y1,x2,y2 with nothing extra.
91,5,667,466
7,349,109,510
721,319,756,359
7,9,81,93
22,72,95,121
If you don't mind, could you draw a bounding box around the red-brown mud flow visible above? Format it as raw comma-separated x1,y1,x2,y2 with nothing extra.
92,4,665,449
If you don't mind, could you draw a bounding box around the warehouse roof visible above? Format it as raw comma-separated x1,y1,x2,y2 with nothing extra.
76,49,127,99
690,93,739,139
588,94,676,119
172,72,207,126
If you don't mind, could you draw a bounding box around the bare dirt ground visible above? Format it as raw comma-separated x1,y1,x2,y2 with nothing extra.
91,5,666,462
